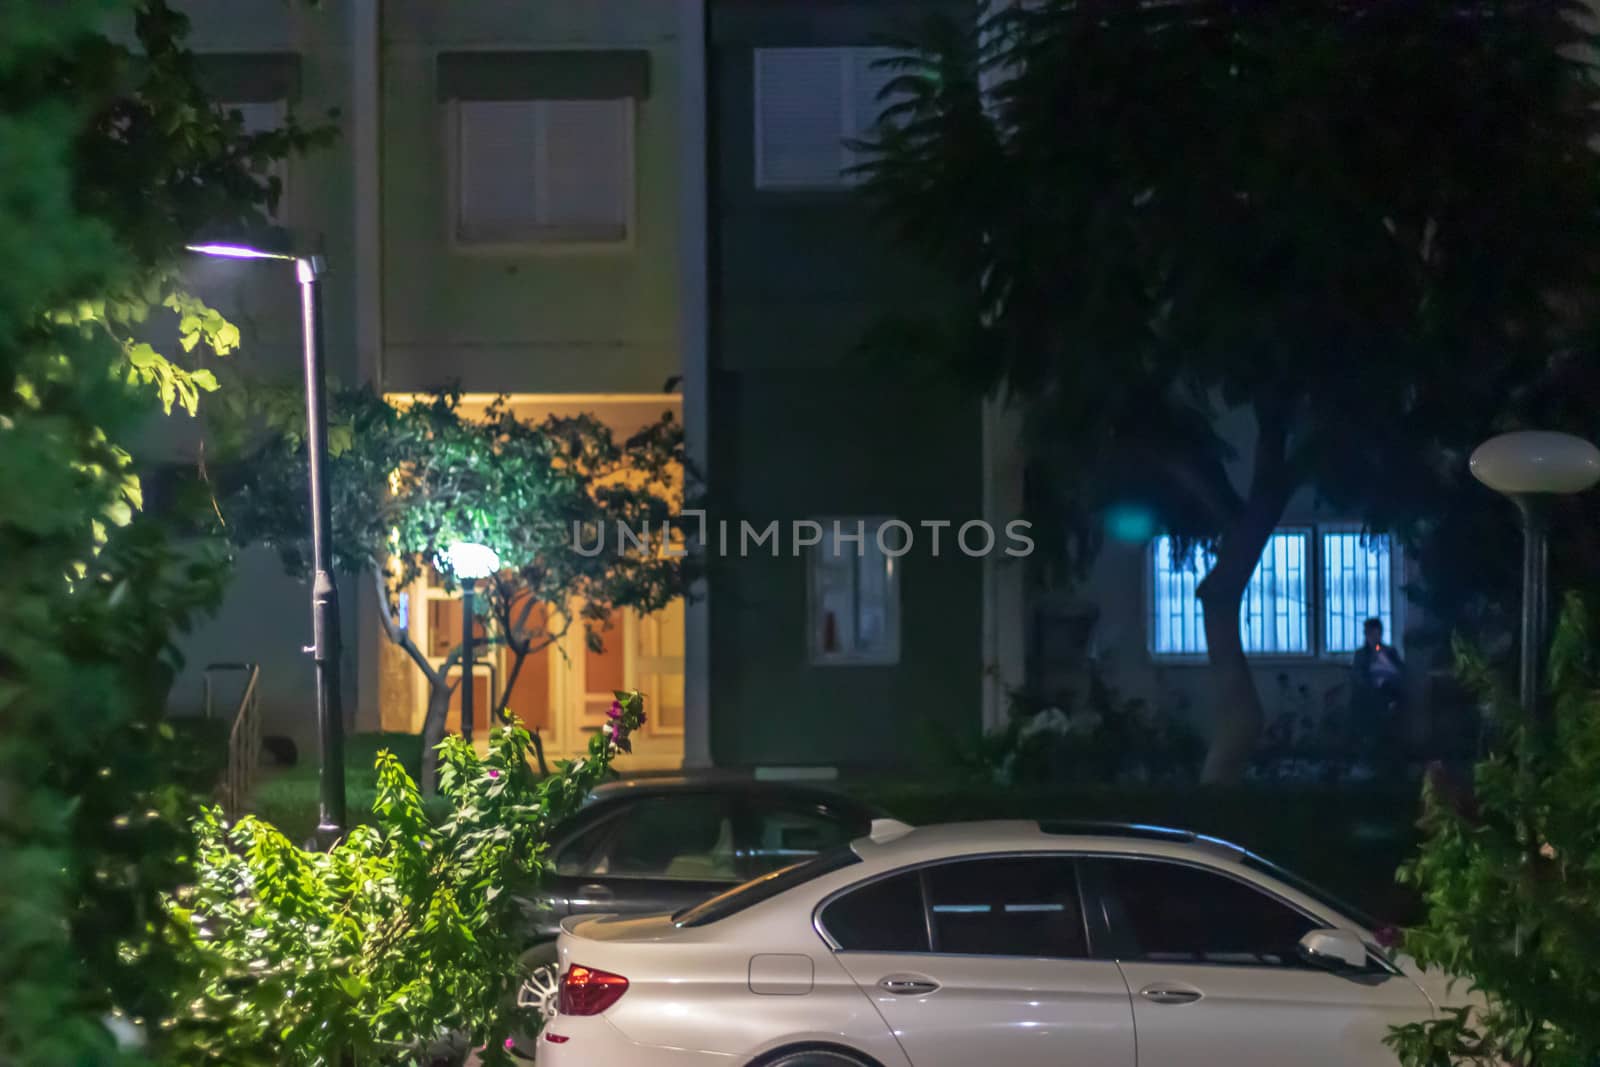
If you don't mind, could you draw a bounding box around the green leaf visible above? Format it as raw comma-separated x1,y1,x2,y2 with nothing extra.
125,342,160,369
212,321,241,354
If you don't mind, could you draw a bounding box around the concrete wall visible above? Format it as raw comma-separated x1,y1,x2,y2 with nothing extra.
163,1,690,753
707,0,985,769
381,1,683,396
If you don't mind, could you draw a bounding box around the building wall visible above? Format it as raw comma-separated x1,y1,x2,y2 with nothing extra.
707,0,985,769
380,1,684,396
164,1,691,753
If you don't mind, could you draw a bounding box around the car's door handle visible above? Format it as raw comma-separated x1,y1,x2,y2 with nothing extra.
877,975,940,996
1140,983,1203,1005
576,883,613,902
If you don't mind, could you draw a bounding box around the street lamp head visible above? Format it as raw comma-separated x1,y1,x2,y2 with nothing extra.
1470,431,1600,496
184,242,296,262
442,541,502,581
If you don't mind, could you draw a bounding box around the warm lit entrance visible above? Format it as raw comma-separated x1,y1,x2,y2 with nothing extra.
380,394,686,772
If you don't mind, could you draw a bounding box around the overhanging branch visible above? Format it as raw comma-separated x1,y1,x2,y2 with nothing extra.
1155,449,1245,525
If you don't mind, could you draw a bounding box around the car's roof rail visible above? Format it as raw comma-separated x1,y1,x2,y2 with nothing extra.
1037,819,1247,860
1038,819,1193,841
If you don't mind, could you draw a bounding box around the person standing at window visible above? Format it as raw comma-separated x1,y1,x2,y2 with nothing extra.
1350,618,1406,775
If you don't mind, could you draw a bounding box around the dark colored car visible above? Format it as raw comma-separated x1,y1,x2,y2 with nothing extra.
510,777,883,1032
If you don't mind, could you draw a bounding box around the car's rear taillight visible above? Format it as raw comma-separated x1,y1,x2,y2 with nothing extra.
558,964,629,1016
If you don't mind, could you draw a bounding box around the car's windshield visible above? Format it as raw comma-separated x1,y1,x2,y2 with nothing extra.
673,846,862,928
1241,852,1384,933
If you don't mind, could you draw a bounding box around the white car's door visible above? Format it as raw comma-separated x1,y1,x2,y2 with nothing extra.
822,858,1136,1067
1088,857,1432,1067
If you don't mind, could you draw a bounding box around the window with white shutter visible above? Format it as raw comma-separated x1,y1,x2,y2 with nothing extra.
454,97,632,245
754,47,899,190
807,518,902,666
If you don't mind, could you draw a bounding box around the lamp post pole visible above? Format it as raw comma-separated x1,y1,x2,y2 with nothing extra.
461,577,476,745
442,542,500,747
1513,495,1550,730
1470,431,1600,742
185,239,348,842
298,254,346,839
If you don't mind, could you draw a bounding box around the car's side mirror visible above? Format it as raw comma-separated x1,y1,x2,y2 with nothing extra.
1297,928,1369,971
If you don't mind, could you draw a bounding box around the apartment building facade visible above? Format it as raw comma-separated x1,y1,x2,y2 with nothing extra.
167,0,1416,774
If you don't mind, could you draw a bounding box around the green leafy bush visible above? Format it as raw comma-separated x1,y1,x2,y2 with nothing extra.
1,2,318,1061
1388,595,1600,1067
933,672,1202,786
163,692,647,1066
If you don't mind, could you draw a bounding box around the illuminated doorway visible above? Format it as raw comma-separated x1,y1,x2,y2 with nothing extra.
383,393,686,771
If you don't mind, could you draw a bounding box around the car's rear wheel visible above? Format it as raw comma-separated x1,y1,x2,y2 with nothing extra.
506,943,560,1061
757,1050,875,1067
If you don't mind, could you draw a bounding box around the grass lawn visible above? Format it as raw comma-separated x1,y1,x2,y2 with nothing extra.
250,732,450,843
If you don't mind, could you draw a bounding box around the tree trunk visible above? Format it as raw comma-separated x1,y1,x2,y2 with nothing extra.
418,676,453,794
498,646,550,775
1197,485,1294,784
369,566,460,795
1198,574,1262,783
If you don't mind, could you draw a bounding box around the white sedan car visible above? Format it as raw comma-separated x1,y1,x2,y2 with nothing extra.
537,819,1452,1067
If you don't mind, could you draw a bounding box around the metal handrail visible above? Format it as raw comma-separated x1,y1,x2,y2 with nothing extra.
204,663,261,820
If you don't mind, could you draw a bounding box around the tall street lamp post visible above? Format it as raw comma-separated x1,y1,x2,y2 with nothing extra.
1469,431,1600,730
185,241,346,838
442,541,501,745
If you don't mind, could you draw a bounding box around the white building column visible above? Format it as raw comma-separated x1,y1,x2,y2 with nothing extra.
981,396,1028,732
350,0,384,733
678,0,713,768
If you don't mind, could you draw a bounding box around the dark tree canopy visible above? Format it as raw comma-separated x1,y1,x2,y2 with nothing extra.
858,0,1600,779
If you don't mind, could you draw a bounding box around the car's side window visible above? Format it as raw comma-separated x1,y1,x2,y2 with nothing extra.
552,811,623,876
739,802,861,878
924,857,1087,959
819,872,929,952
588,794,740,881
1095,859,1320,968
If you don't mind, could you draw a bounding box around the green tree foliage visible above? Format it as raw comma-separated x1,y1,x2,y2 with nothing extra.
225,389,693,790
163,693,648,1066
856,0,1600,781
1389,595,1600,1067
0,1,323,1061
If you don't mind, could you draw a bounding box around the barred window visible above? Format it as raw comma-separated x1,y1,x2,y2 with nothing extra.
1150,531,1311,656
1321,531,1393,653
1149,527,1397,658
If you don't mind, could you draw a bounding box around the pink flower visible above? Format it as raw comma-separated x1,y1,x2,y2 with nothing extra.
487,768,501,779
607,700,624,721
602,720,633,754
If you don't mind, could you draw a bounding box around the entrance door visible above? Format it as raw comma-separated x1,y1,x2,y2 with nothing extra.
409,583,685,769
551,599,685,768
